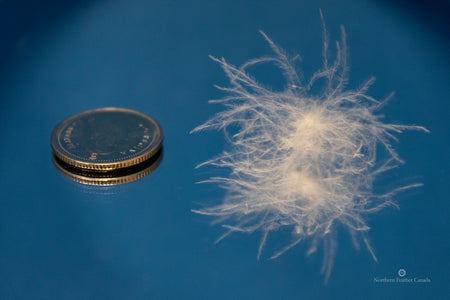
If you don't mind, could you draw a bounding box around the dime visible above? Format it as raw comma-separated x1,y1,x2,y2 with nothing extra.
51,107,163,172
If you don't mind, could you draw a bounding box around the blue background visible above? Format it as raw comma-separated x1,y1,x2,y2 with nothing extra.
0,0,449,299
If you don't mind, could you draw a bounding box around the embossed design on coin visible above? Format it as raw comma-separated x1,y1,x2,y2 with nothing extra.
51,107,163,172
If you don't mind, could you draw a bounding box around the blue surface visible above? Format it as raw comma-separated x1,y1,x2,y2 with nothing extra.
0,0,449,299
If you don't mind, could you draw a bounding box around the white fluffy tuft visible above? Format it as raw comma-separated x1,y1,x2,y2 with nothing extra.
191,18,428,283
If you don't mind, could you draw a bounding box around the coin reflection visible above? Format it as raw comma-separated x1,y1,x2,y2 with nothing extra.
52,149,163,186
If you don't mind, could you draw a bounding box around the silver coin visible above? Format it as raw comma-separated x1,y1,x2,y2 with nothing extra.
51,107,163,171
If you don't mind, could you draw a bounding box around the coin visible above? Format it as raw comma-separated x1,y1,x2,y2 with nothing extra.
51,107,163,171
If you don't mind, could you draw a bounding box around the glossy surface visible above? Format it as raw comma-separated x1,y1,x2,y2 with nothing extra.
0,0,448,299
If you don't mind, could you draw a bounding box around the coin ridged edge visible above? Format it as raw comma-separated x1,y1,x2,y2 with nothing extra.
52,151,162,185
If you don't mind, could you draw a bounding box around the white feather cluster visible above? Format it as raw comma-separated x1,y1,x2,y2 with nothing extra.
191,16,428,282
